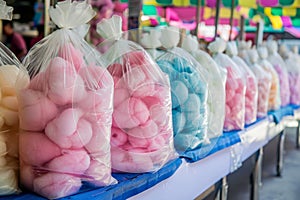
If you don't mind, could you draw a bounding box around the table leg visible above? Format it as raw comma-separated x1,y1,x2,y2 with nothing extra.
250,148,263,200
296,120,300,149
276,130,285,177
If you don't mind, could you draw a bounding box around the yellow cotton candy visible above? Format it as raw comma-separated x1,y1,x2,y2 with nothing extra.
0,169,18,195
1,87,16,96
0,157,7,167
6,132,18,158
0,65,19,88
1,96,18,111
0,106,18,126
0,141,6,156
0,117,4,129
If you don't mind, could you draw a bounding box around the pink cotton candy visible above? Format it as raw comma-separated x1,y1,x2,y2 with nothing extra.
127,119,158,138
45,57,86,105
289,73,300,105
20,162,35,191
19,132,61,166
58,43,85,71
84,160,112,186
257,79,270,117
28,72,46,92
85,123,110,154
274,65,290,106
149,104,168,126
111,127,128,147
19,89,59,131
123,51,148,67
122,67,146,92
132,82,156,98
128,135,149,148
33,173,82,199
114,88,130,107
46,150,90,174
113,97,150,129
45,108,93,149
142,96,162,108
147,135,166,151
108,63,123,78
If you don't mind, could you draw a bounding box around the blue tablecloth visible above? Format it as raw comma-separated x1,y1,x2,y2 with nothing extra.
2,158,182,200
268,105,294,124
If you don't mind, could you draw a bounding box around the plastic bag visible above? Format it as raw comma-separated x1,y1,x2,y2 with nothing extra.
266,40,290,106
0,1,27,196
237,40,252,65
140,29,163,59
18,1,116,199
208,38,246,131
182,34,225,139
155,27,208,152
257,46,281,110
226,41,258,125
96,16,176,173
279,46,300,105
247,49,272,117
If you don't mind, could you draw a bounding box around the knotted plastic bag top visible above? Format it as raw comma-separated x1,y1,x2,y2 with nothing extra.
97,15,177,173
18,1,117,199
140,29,163,59
182,34,225,139
226,41,258,125
208,38,246,131
0,0,13,20
156,27,209,152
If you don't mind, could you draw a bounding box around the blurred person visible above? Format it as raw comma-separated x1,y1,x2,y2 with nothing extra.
2,20,27,61
30,24,44,48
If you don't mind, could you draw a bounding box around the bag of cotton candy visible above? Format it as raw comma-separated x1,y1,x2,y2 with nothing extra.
96,15,177,173
0,0,29,196
208,38,246,131
155,27,209,152
17,1,116,199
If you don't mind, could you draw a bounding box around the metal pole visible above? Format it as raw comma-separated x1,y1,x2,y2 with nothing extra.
44,0,50,36
214,0,221,40
193,0,201,36
239,16,245,41
229,0,235,41
255,20,264,46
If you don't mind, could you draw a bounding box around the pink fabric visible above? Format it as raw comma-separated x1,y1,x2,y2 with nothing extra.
259,0,278,7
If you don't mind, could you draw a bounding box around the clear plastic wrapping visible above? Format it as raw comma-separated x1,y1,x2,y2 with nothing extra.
140,29,163,60
155,28,208,152
257,46,281,110
182,35,225,139
97,16,177,172
18,1,116,199
279,46,300,105
267,40,290,106
0,1,24,196
208,38,246,131
226,41,258,125
247,49,272,118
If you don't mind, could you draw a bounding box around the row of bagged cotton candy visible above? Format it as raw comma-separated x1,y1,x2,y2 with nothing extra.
98,16,177,173
247,49,272,118
279,45,300,105
257,46,281,111
181,35,226,140
16,1,118,199
208,38,246,131
226,41,258,125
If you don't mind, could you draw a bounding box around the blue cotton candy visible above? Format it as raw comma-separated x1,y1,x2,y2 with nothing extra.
172,110,186,135
170,81,189,108
180,93,201,112
157,60,178,80
174,133,203,151
183,111,202,132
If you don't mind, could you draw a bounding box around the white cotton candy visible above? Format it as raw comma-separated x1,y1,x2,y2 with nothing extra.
0,169,18,195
